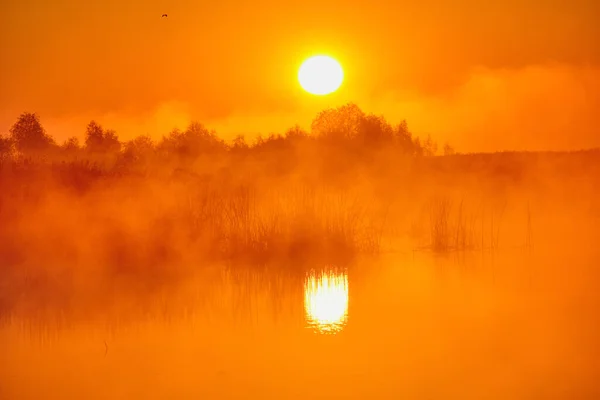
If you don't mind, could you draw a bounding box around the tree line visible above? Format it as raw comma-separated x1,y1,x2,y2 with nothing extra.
0,103,454,167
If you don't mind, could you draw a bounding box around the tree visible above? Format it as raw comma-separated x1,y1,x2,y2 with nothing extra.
311,103,365,141
63,137,80,150
356,113,394,148
443,143,456,156
84,121,121,155
231,134,249,152
311,103,398,150
422,135,438,156
182,122,226,155
413,137,424,156
84,121,104,152
122,135,154,163
158,122,226,159
103,129,121,154
0,135,13,160
284,125,308,140
9,112,55,156
393,120,416,154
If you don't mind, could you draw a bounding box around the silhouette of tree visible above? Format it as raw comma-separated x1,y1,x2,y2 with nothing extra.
63,137,80,151
103,129,121,154
122,135,155,164
231,134,249,153
84,121,105,152
1,106,446,170
443,143,456,156
9,112,55,156
256,133,291,151
413,137,424,156
393,120,416,154
0,135,13,160
285,125,309,140
254,134,265,148
158,122,226,160
310,103,433,157
155,128,176,160
84,121,121,156
422,135,438,156
311,103,365,141
61,137,81,159
356,113,395,148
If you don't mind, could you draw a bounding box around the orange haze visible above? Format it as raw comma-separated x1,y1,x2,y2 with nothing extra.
1,0,599,151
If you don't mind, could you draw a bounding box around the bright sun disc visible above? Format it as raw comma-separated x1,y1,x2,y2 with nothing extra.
298,55,344,95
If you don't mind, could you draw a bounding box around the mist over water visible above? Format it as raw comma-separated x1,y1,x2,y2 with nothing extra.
1,105,600,399
2,246,600,399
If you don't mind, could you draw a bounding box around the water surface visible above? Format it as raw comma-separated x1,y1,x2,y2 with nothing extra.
2,250,599,399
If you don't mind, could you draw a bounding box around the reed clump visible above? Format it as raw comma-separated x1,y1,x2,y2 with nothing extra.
184,183,383,266
418,196,505,254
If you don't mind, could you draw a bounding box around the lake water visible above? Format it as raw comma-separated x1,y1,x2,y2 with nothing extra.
1,249,599,399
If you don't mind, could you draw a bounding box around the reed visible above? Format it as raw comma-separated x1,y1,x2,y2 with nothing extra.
423,196,506,254
184,183,384,266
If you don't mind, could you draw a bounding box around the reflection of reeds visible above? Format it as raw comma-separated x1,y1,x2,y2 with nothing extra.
0,265,310,332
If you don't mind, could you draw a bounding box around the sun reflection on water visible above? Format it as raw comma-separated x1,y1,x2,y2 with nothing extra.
304,270,349,334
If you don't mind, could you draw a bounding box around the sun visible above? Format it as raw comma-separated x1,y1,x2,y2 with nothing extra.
298,55,344,96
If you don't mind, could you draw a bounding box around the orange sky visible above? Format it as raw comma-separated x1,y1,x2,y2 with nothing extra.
1,0,599,151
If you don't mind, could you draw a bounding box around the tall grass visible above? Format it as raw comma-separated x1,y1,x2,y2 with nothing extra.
417,196,506,253
183,183,384,266
0,172,384,290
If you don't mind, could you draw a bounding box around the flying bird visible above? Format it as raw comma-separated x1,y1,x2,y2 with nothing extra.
161,13,168,18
